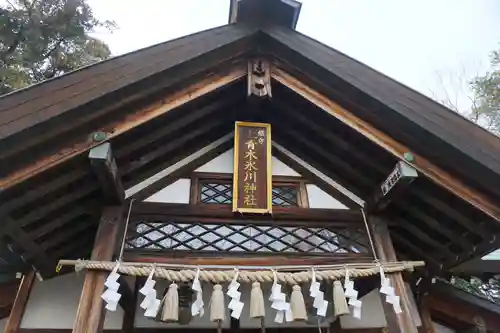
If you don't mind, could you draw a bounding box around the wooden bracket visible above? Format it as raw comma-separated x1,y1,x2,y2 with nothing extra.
247,58,272,98
367,161,418,212
89,142,125,204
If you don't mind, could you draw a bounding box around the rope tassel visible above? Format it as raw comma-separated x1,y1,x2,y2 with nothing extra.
250,282,265,319
161,283,179,322
333,281,349,317
290,285,307,321
210,284,226,322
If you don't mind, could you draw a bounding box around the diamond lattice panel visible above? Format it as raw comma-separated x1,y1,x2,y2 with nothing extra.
126,222,368,254
200,183,298,206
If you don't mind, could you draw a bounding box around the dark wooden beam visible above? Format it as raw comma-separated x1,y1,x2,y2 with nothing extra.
89,143,124,204
273,131,368,200
7,225,52,274
130,202,366,227
369,216,419,333
398,204,473,251
389,231,441,267
115,96,239,160
72,206,124,333
121,117,229,177
271,67,500,224
391,217,455,260
0,168,87,217
12,185,99,229
410,186,492,240
0,66,246,191
4,270,35,333
283,127,375,189
272,135,366,205
271,99,390,176
367,161,418,213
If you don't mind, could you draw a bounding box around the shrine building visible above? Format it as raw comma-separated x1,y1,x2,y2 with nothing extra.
1,1,500,333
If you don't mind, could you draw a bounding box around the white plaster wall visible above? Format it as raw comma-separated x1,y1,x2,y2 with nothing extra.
20,273,123,329
340,288,387,328
195,149,300,176
434,322,456,333
306,184,348,209
340,286,421,329
145,178,191,203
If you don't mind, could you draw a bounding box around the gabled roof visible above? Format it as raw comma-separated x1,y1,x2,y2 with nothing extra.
1,0,500,281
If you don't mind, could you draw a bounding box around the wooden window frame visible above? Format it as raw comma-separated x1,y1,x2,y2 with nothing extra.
190,172,309,208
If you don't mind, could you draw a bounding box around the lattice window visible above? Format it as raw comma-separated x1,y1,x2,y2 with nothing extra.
272,186,297,206
126,221,368,254
199,183,298,206
200,183,232,204
195,173,303,207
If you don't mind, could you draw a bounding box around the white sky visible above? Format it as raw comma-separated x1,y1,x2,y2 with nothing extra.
87,0,500,112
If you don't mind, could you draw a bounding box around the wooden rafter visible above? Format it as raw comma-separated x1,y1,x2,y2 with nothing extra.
126,134,234,201
271,144,361,209
277,127,374,194
271,67,500,224
272,141,364,208
0,65,246,191
4,271,35,333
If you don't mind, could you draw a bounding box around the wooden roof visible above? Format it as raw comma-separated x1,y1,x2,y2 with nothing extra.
1,0,500,281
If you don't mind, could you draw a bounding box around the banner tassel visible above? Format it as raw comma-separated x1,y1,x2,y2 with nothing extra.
210,284,226,323
161,283,179,322
250,282,266,319
333,281,349,317
290,285,308,321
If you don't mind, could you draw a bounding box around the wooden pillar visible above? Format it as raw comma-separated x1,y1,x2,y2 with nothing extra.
417,296,436,333
369,216,419,333
121,277,139,333
4,271,35,333
72,206,124,333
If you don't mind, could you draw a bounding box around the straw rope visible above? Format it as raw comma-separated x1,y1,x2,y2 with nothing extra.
58,260,424,285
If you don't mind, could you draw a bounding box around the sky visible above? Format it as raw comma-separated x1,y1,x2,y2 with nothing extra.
86,0,500,112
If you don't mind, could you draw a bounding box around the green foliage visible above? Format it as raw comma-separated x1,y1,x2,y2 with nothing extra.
0,0,115,95
469,46,500,135
453,276,500,304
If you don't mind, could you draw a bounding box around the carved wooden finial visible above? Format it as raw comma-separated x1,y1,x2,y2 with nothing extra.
247,58,272,98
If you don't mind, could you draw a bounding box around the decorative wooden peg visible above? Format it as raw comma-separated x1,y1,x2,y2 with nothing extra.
247,59,272,98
